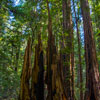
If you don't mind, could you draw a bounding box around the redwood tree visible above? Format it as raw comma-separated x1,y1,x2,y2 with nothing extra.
62,0,75,99
80,0,100,99
46,0,66,99
31,34,44,100
19,38,31,100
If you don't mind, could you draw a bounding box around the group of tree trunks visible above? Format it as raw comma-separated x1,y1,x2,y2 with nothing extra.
19,0,100,100
19,35,44,100
45,0,66,100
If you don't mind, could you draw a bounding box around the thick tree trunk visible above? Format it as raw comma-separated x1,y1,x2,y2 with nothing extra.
19,38,31,100
46,0,66,100
70,38,75,100
92,1,100,65
52,54,67,100
62,0,75,99
45,0,53,99
80,0,100,99
72,0,83,100
31,34,44,100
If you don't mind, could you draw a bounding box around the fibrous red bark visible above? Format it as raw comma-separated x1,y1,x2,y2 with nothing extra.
19,38,31,100
80,0,100,99
31,34,44,100
62,0,75,99
46,0,66,100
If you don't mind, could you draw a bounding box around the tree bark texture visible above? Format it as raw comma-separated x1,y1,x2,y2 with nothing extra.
62,0,75,99
80,0,100,99
19,38,31,100
31,34,44,100
45,0,53,99
46,0,66,100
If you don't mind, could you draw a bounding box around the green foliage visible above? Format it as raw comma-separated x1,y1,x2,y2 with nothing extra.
0,66,20,99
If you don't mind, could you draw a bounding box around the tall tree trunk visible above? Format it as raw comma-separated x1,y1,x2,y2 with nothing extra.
92,0,100,66
19,38,31,100
80,0,100,99
52,54,67,100
46,0,57,99
31,34,44,100
46,0,53,99
62,0,74,99
72,0,83,100
46,0,66,100
70,23,75,100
